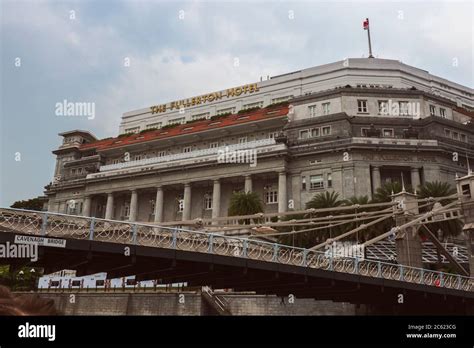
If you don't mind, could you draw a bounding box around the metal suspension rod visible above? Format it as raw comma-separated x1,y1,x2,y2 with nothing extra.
361,200,460,248
249,213,393,238
310,213,394,250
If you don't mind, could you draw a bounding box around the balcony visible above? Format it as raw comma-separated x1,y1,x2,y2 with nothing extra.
88,138,284,179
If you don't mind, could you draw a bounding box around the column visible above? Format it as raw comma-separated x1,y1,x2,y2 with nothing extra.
212,179,221,225
129,190,138,222
82,196,92,217
391,191,423,268
183,183,192,221
105,193,114,220
154,186,164,223
371,166,381,195
244,175,252,193
411,167,421,191
278,171,287,214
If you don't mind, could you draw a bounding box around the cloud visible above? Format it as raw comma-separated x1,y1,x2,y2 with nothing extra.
94,49,288,135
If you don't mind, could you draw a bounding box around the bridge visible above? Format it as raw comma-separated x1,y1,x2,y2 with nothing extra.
1,175,474,315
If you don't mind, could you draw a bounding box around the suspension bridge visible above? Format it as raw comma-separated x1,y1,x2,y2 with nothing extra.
1,184,473,314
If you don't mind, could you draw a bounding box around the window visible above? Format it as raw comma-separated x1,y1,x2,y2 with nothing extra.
126,279,136,286
302,176,306,190
157,150,167,157
309,105,317,117
399,101,409,116
122,203,130,219
322,102,330,115
238,137,247,144
452,132,459,140
67,201,77,215
268,132,279,139
327,173,332,188
112,158,121,164
444,129,451,138
146,122,162,130
192,112,209,120
50,281,60,287
311,128,320,137
133,154,143,161
71,280,81,287
216,107,236,115
361,128,370,137
96,280,105,287
177,194,184,212
271,95,292,103
204,192,213,210
310,175,324,189
299,130,310,139
378,100,389,115
357,100,368,113
382,128,394,137
429,105,436,116
243,101,263,110
124,127,140,134
322,126,331,136
182,146,192,153
209,142,219,149
440,108,447,118
265,188,278,204
460,134,467,142
168,117,185,125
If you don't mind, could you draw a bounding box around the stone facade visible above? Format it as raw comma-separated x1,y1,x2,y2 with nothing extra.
44,60,474,225
34,292,356,316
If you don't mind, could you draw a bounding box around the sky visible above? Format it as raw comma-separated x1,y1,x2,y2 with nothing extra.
0,0,473,207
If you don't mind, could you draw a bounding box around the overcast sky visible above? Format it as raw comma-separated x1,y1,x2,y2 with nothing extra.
0,0,473,207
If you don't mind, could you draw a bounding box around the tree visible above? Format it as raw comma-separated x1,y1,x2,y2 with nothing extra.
417,181,461,242
417,181,456,205
228,191,263,224
10,197,44,211
306,191,344,210
372,181,411,203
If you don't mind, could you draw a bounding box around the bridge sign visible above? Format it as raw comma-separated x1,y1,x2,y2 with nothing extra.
14,235,66,248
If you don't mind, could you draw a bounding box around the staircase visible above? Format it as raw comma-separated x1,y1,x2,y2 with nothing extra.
201,286,232,316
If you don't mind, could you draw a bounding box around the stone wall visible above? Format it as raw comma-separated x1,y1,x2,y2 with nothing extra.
33,291,356,316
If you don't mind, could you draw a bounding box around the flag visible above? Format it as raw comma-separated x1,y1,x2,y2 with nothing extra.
363,18,369,30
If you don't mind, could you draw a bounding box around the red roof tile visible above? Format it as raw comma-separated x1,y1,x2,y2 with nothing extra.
80,104,289,152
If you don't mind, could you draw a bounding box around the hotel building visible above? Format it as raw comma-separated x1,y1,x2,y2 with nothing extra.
44,58,474,224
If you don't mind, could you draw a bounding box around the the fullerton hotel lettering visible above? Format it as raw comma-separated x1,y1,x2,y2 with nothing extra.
150,83,260,114
362,154,437,162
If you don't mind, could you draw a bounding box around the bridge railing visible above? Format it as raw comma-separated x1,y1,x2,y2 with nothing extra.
0,207,472,292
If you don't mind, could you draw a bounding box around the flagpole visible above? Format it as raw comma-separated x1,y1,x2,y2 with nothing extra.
366,18,374,58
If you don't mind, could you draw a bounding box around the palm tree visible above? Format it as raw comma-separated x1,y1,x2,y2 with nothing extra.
372,181,411,203
417,181,456,205
417,181,461,242
304,191,346,244
306,191,344,209
343,195,371,206
228,191,263,224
